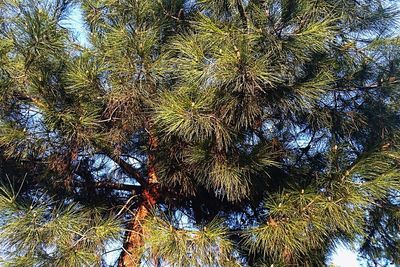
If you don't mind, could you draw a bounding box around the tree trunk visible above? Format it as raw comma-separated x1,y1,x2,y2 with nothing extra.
118,132,159,267
118,203,150,267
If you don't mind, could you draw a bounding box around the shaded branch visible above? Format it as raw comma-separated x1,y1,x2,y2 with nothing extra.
236,0,248,28
109,154,148,186
73,180,142,193
95,147,148,187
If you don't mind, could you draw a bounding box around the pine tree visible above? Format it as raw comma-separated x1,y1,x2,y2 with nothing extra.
0,0,399,266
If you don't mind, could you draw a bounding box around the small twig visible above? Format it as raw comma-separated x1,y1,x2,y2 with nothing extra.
117,194,139,217
97,103,122,123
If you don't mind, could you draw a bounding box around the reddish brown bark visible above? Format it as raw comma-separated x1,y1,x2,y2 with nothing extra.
118,132,159,267
118,204,150,267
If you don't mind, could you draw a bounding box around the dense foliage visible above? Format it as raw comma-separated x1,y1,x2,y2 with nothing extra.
0,0,399,266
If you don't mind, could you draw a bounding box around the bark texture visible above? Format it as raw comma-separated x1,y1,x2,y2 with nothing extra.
118,132,159,267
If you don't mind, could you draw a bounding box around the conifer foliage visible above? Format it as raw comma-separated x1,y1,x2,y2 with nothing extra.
0,0,399,266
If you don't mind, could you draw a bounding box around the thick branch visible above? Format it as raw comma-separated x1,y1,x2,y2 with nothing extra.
236,0,248,28
73,180,142,193
73,164,143,193
99,150,148,187
94,181,142,192
111,155,148,186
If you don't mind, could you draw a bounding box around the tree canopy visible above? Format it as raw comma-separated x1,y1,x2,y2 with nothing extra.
0,0,399,266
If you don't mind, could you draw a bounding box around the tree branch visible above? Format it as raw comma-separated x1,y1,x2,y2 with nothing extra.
236,0,248,28
109,154,148,186
73,180,142,193
95,148,148,187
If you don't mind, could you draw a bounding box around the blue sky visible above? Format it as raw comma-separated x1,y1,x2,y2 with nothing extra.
331,246,361,267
